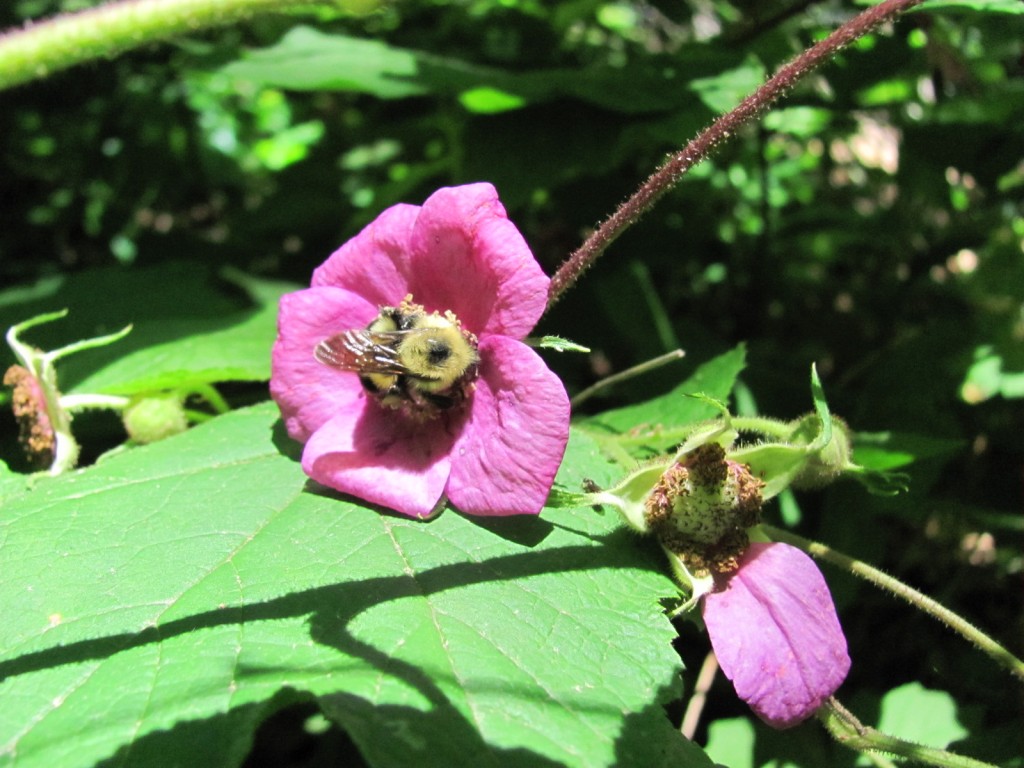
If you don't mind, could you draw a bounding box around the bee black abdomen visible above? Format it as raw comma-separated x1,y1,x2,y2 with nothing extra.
387,308,418,331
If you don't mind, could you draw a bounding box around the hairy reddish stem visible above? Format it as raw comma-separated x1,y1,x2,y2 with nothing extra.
545,0,927,310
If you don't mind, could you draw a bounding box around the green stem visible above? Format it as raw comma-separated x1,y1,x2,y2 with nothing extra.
60,393,131,412
0,0,377,92
630,261,681,351
183,382,231,414
820,697,998,768
764,525,1024,683
47,323,132,363
570,349,685,408
729,415,791,440
183,408,216,423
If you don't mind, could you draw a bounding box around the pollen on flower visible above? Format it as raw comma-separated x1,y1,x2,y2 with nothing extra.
644,443,765,577
689,441,729,487
661,527,750,575
4,365,55,468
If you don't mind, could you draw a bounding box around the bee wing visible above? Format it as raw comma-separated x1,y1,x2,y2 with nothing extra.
314,330,405,374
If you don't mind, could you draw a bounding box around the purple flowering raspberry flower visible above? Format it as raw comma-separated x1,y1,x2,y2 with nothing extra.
271,183,570,519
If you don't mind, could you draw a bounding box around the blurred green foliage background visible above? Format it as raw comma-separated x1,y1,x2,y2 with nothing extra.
1,0,1021,763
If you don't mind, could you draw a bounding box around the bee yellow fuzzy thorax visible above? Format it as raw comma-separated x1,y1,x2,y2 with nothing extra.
315,295,479,417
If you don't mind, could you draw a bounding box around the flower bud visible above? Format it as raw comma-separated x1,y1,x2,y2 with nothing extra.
123,394,188,444
787,412,853,490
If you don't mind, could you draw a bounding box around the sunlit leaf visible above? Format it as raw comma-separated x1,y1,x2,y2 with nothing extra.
221,27,742,115
704,717,755,767
578,345,746,457
689,56,766,114
458,87,527,114
0,404,712,768
875,683,968,747
915,0,1024,13
0,264,297,396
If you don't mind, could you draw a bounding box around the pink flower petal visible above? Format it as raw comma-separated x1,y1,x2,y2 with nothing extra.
271,184,570,520
446,336,570,516
311,203,419,308
270,287,378,442
702,542,850,729
407,184,549,339
303,402,468,519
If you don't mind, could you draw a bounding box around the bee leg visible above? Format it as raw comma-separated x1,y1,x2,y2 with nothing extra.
419,389,459,410
401,383,456,411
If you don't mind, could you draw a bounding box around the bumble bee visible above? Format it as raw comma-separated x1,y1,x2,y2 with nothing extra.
315,304,479,411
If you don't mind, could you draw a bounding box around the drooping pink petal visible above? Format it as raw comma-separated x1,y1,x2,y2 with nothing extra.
303,402,467,519
311,203,419,308
407,184,549,339
446,335,570,516
702,541,850,729
270,287,378,442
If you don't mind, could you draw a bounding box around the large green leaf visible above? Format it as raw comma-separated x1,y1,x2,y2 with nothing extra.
220,27,741,116
874,683,968,747
68,269,296,395
0,403,712,768
0,264,297,395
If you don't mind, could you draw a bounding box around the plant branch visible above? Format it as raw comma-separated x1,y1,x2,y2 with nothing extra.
821,697,999,768
570,349,684,408
0,0,377,92
764,524,1024,683
545,0,927,310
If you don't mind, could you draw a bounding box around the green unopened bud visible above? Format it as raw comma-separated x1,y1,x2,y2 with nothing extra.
646,443,764,576
123,394,187,444
787,412,853,490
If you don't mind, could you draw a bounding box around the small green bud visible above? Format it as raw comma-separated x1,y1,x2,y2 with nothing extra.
788,413,853,490
123,394,187,444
